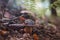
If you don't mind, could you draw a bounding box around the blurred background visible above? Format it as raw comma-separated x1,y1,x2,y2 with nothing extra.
0,0,60,17
8,0,60,17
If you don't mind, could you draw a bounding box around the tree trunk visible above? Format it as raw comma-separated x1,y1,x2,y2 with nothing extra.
50,0,57,16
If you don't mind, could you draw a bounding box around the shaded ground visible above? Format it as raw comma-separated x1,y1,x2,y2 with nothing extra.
0,17,60,40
